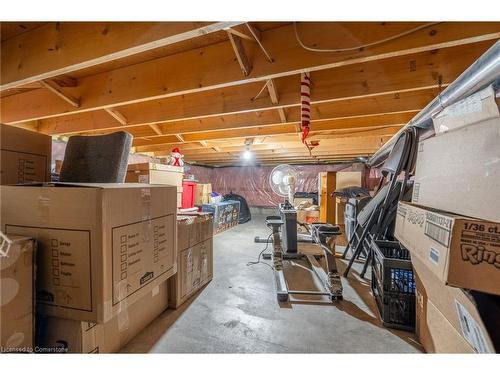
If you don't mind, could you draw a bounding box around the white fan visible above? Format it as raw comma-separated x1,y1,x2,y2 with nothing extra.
269,164,298,204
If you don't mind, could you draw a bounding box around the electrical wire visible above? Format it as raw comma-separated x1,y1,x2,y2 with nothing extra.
293,22,441,53
246,233,274,270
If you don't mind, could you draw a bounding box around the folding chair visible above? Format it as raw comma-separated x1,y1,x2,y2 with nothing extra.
342,127,418,278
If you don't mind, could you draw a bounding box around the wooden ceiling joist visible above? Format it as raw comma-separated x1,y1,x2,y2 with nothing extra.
25,39,491,134
2,22,499,124
1,21,243,90
40,80,80,108
104,108,127,125
227,32,253,76
148,123,163,135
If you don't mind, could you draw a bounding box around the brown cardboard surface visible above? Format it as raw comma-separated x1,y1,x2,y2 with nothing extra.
0,124,52,185
126,163,184,186
415,267,474,353
412,118,500,222
432,85,499,134
412,256,498,353
126,163,184,208
395,202,500,296
0,235,35,352
37,280,169,353
194,183,212,205
1,182,177,322
170,214,213,308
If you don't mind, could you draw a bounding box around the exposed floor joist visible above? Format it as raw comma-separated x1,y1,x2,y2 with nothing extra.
2,22,499,124
1,22,243,90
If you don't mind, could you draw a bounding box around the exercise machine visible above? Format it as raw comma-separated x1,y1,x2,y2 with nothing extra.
254,165,343,302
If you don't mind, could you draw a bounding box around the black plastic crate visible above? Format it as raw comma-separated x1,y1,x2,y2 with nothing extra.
372,276,416,331
371,239,415,295
370,239,415,331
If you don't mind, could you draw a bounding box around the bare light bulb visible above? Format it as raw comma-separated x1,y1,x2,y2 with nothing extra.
242,149,252,160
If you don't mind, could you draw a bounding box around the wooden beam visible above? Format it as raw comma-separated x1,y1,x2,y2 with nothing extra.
104,108,127,125
8,40,486,128
40,80,80,108
175,134,185,142
3,22,499,123
225,27,255,42
133,120,402,152
29,39,486,134
227,32,253,77
1,22,243,90
148,123,163,135
123,109,419,140
199,141,208,147
245,23,273,63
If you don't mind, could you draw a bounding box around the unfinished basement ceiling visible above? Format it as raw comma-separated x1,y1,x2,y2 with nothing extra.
1,21,499,166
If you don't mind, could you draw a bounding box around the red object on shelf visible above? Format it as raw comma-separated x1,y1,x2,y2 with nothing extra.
181,180,197,209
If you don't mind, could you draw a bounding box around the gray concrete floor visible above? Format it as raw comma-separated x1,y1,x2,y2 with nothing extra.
121,214,423,353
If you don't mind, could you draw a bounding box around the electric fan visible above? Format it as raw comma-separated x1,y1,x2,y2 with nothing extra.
269,164,298,205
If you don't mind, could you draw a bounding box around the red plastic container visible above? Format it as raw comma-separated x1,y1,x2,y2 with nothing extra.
181,180,197,209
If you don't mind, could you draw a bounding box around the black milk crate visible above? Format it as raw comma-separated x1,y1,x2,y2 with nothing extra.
372,239,415,294
370,239,415,331
372,277,416,331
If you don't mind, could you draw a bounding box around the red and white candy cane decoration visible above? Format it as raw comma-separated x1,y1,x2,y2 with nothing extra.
300,72,311,143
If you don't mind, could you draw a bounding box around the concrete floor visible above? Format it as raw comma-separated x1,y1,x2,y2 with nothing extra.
121,214,422,353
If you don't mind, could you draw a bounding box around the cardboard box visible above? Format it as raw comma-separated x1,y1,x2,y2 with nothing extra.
170,214,213,308
395,202,500,295
37,280,169,353
0,235,35,353
0,124,52,185
412,118,500,222
1,182,177,322
413,257,499,353
432,85,499,134
195,183,212,205
126,163,184,207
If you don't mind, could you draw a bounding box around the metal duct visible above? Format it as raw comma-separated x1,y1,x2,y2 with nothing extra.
368,40,500,167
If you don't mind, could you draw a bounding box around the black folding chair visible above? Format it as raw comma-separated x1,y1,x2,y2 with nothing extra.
342,127,418,278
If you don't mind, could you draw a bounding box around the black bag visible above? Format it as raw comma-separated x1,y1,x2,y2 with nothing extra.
223,193,251,224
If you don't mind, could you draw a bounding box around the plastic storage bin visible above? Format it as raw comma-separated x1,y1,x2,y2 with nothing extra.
370,239,415,331
181,180,197,209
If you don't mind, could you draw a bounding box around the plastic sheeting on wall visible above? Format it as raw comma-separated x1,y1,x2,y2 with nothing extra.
185,163,365,207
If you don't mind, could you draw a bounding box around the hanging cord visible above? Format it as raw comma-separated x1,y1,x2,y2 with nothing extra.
293,22,441,53
246,232,274,270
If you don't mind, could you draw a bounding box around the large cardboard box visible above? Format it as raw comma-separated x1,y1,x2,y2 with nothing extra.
432,85,499,135
395,202,500,296
1,182,177,322
170,214,213,308
126,163,183,208
37,280,169,353
413,257,499,353
195,183,212,205
0,124,52,185
412,118,500,222
0,235,35,353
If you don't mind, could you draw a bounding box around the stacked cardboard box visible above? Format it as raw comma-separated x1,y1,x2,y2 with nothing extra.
394,89,500,353
396,203,500,352
169,214,213,308
0,235,36,353
195,183,212,205
126,162,184,208
0,124,52,185
1,182,178,353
